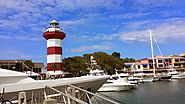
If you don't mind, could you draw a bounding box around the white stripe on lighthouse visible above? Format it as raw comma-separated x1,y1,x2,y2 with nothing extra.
47,54,62,63
47,39,61,47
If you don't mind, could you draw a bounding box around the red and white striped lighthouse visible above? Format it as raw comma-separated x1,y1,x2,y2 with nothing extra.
43,20,66,74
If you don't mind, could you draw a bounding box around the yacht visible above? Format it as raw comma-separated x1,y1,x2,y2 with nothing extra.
171,72,185,79
119,73,138,84
159,74,172,80
133,71,154,83
168,68,185,79
0,68,110,103
98,70,136,92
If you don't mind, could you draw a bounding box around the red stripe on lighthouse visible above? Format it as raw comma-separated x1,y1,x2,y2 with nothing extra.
43,31,66,40
47,63,63,71
47,47,62,55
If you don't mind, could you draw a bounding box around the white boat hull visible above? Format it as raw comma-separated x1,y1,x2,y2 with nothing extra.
172,74,185,79
139,77,154,83
153,76,160,82
128,77,140,84
0,75,110,103
98,83,135,92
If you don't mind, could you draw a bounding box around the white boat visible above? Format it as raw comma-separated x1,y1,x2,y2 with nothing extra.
171,72,185,79
87,56,106,76
89,69,106,76
98,81,135,92
0,68,36,85
128,76,140,84
0,68,110,103
159,73,172,80
119,73,138,84
139,75,154,83
132,72,153,83
131,70,154,83
98,69,135,92
167,69,185,79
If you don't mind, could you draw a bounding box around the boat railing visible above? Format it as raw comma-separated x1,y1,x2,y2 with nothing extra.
1,84,121,104
44,84,121,104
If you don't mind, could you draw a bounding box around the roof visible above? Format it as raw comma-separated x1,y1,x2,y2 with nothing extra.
33,62,44,67
50,20,59,25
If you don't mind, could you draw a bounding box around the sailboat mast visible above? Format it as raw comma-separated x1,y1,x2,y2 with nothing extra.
149,30,156,75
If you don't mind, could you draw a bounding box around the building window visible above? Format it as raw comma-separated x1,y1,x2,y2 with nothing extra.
180,59,185,62
138,65,140,69
169,60,172,63
175,59,179,62
158,60,163,63
38,68,41,73
143,64,148,68
158,64,163,68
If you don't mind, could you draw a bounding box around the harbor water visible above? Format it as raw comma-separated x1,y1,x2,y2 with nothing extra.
93,79,185,104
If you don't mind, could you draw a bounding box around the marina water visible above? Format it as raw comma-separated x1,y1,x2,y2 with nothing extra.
93,79,185,104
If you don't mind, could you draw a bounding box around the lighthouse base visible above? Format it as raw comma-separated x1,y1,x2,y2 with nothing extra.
46,71,65,79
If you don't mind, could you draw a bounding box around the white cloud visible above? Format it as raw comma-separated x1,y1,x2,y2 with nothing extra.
133,0,178,7
0,0,124,35
0,49,45,60
119,30,149,42
0,35,42,41
68,44,115,53
0,50,22,59
62,19,87,26
89,33,119,41
110,12,150,19
55,0,124,11
0,0,124,15
119,18,185,43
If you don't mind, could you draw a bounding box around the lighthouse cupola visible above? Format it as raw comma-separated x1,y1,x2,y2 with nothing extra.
43,20,66,74
50,20,59,28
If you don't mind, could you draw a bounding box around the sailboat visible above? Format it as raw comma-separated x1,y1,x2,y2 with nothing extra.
149,30,172,81
149,30,160,82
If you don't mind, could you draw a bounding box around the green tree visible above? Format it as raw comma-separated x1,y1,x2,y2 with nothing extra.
63,56,88,75
112,52,121,59
63,52,135,75
84,52,123,74
121,57,135,63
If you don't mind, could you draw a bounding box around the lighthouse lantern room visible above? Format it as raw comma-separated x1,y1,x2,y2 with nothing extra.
43,20,66,75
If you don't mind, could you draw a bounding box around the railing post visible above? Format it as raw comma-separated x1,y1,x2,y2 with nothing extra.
18,92,27,104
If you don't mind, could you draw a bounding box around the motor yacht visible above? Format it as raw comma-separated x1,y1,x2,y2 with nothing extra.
0,68,110,103
98,70,136,92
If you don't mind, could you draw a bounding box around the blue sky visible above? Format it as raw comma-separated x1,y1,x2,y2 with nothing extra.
0,0,185,64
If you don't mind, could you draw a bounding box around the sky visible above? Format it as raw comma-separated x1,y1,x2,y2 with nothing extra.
0,0,185,64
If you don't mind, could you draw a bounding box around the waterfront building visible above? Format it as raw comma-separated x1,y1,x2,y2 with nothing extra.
0,60,44,73
43,20,66,75
33,62,45,73
124,54,185,71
